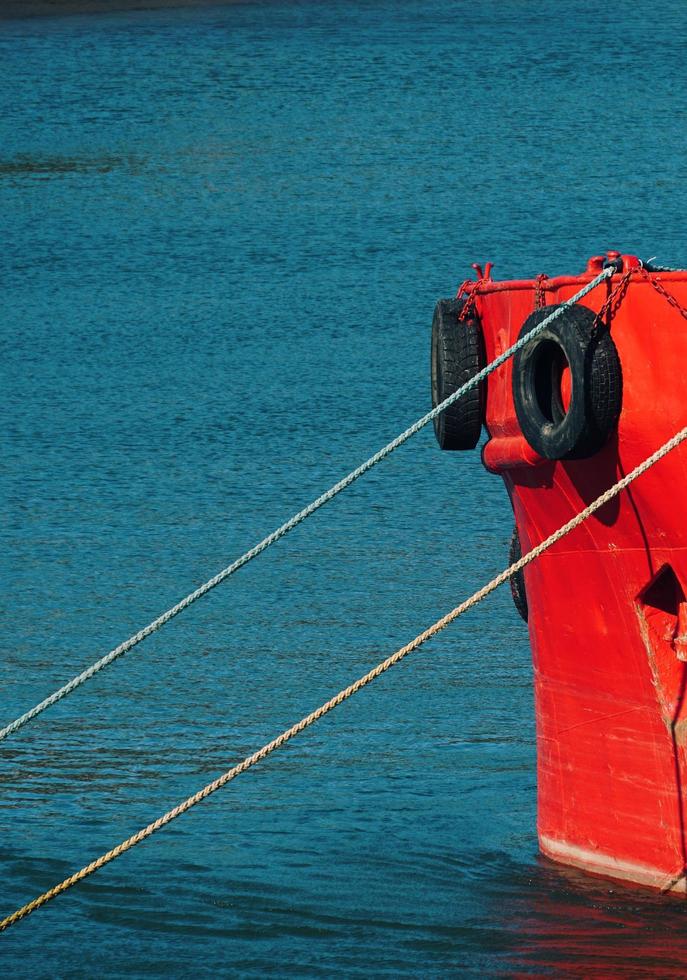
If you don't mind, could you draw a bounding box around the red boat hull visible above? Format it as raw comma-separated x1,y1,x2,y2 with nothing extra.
471,255,687,890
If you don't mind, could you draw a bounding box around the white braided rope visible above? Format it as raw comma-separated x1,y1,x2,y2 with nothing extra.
0,267,613,742
1,420,684,934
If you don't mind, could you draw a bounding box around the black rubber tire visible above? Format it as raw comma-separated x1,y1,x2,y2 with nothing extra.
512,304,622,460
430,298,486,451
509,526,528,623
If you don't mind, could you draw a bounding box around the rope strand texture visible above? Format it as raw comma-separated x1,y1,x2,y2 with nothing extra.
0,267,613,743
2,419,684,934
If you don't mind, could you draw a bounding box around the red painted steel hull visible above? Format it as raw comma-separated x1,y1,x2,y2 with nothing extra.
472,256,687,891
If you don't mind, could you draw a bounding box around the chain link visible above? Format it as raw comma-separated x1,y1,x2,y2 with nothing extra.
534,273,548,309
593,269,632,330
639,267,687,322
457,279,486,321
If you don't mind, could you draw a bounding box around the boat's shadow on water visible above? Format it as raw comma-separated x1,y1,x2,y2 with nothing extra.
497,855,687,978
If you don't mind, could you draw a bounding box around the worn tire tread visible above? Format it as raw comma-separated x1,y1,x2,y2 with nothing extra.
431,298,485,451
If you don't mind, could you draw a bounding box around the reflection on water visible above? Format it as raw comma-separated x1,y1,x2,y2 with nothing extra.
2,0,687,974
506,859,687,977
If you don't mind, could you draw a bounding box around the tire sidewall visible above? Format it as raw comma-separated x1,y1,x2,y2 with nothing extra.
513,305,621,461
431,298,485,450
515,320,587,459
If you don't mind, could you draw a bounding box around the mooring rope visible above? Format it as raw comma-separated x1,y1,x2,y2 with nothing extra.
0,267,614,744
2,419,684,934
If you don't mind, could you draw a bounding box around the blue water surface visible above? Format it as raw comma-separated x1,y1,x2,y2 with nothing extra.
2,0,687,975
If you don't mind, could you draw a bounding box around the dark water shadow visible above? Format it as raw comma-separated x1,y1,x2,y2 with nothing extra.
0,0,243,21
0,153,146,177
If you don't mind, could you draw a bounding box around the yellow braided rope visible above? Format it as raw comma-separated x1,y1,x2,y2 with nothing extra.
2,424,686,934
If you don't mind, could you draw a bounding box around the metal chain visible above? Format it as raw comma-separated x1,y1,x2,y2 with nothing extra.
593,269,632,330
2,420,685,934
0,267,614,744
534,274,548,309
639,267,687,322
457,279,486,321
